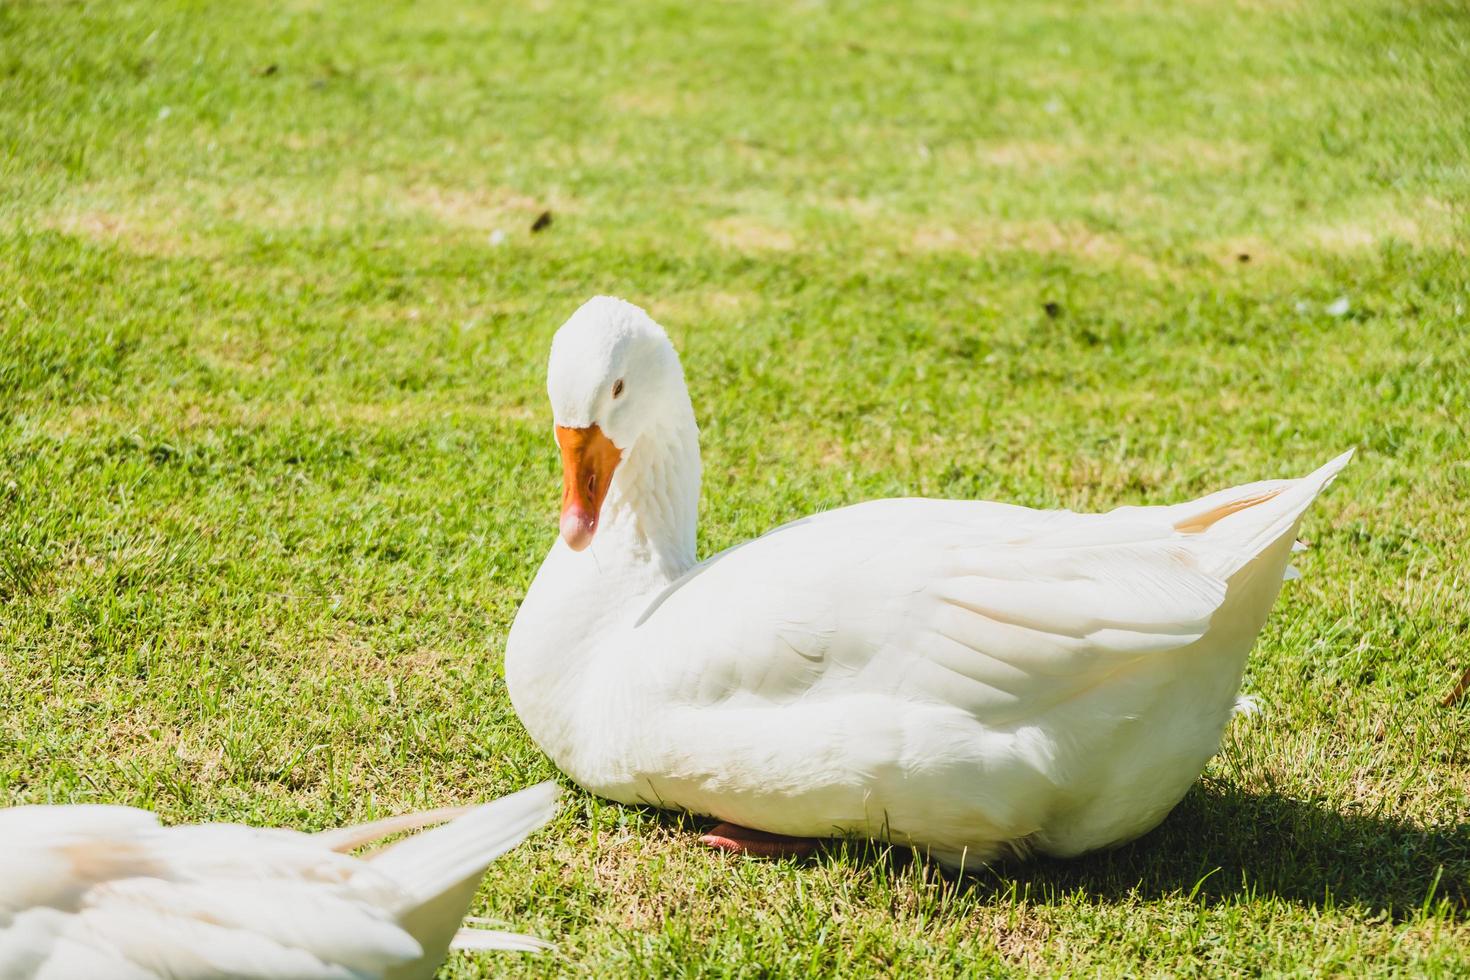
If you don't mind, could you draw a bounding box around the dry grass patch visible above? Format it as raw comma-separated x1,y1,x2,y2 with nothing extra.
909,219,1158,274
1141,136,1255,170
1210,236,1303,270
707,215,797,252
940,136,1252,174
606,88,683,116
401,184,563,231
34,181,356,243
49,389,537,442
942,139,1081,170
82,178,581,236
649,289,751,324
1304,212,1452,252
977,904,1054,968
52,393,251,438
1113,0,1304,10
1205,200,1459,266
293,635,460,679
820,195,889,220
551,822,715,931
209,184,352,230
38,208,204,258
196,334,280,377
1213,196,1464,255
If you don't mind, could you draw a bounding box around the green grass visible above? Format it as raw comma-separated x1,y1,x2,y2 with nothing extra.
2,0,1467,974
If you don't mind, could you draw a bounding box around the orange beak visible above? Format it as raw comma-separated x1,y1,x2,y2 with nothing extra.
555,424,621,551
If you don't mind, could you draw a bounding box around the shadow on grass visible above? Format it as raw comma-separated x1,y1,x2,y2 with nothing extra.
968,780,1470,920
670,778,1468,921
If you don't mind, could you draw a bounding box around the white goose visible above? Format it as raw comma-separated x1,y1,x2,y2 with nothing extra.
0,783,557,978
506,296,1350,870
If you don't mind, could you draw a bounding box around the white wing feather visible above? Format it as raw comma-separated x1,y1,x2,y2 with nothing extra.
641,502,1228,722
640,452,1352,726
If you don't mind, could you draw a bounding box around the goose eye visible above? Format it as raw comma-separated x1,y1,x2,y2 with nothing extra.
612,378,625,399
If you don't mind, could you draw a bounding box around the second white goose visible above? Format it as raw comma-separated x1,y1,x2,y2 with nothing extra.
0,783,558,978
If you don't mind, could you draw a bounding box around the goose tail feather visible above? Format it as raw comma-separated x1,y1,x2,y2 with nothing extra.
1175,450,1352,581
372,782,559,979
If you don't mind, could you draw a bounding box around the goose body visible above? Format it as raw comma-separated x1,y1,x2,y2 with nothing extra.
0,783,557,979
507,297,1349,869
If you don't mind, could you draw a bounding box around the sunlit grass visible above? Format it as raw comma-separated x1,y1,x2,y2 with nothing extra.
2,0,1466,974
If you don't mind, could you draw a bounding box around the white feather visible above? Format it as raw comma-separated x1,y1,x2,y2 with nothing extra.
1233,695,1262,717
451,925,556,953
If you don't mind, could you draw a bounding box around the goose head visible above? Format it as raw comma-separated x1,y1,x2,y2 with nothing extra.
546,296,689,551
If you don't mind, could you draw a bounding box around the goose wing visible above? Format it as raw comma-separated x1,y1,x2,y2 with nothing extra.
637,496,1243,724
640,451,1351,725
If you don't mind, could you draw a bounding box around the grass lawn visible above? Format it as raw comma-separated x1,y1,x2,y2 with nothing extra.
2,0,1468,974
